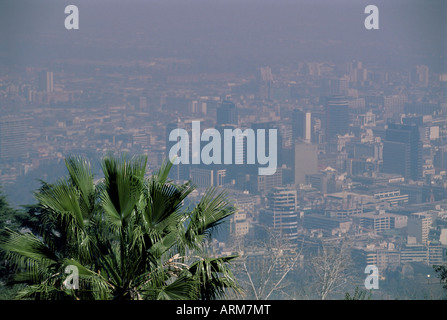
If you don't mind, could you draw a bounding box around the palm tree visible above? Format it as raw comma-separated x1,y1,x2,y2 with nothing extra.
0,155,241,300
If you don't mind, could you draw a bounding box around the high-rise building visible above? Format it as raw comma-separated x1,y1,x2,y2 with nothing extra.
256,167,283,194
407,212,432,244
215,124,246,166
348,60,368,84
294,141,318,185
165,120,190,181
353,211,400,234
252,121,282,168
292,109,311,142
414,65,429,87
138,96,147,111
329,77,349,95
384,95,408,115
38,71,54,93
434,146,447,170
292,109,304,141
382,123,422,181
259,66,273,81
260,187,298,241
216,100,238,126
304,112,311,142
325,95,349,142
214,123,254,184
0,117,28,161
229,194,255,238
189,167,226,188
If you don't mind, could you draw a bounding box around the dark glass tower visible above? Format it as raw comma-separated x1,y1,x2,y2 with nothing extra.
216,100,238,126
382,123,422,181
38,71,54,93
325,95,349,142
292,109,305,140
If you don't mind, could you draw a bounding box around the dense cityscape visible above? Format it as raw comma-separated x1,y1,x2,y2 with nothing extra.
1,0,446,300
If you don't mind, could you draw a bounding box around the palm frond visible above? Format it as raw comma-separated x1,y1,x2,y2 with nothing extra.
185,187,236,247
64,156,96,219
188,255,241,300
152,159,174,185
1,228,58,265
34,178,85,230
101,155,147,225
154,274,199,300
143,180,194,229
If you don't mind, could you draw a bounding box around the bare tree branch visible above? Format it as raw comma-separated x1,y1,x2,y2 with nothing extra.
233,227,304,300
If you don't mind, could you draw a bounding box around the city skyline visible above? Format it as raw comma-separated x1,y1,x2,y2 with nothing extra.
1,0,447,300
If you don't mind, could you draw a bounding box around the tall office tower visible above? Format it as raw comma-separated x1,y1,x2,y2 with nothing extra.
407,212,431,244
292,109,304,141
384,95,408,115
304,112,311,142
259,66,273,81
139,96,148,111
215,124,247,168
382,123,422,181
294,141,318,185
258,67,273,99
189,167,226,188
38,71,54,93
190,100,199,114
348,60,368,84
165,121,190,181
329,77,349,95
434,146,447,170
325,95,349,142
306,62,321,76
414,65,429,87
252,121,282,169
230,195,255,238
215,123,259,184
256,167,283,194
292,109,312,142
0,117,28,161
260,187,298,241
216,100,238,126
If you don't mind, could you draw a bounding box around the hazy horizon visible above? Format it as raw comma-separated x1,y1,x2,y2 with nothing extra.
1,0,445,73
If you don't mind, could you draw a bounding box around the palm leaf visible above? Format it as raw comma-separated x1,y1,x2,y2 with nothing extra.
185,187,236,246
35,179,85,229
64,156,95,219
144,180,194,228
188,255,240,300
154,274,199,300
101,155,146,224
1,228,58,265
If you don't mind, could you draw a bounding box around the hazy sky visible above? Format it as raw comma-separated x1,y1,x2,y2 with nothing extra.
0,0,446,72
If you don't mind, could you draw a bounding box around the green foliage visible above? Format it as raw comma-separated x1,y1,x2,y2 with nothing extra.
434,265,447,290
0,187,20,235
0,188,19,274
343,287,372,300
0,186,27,299
0,155,241,300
